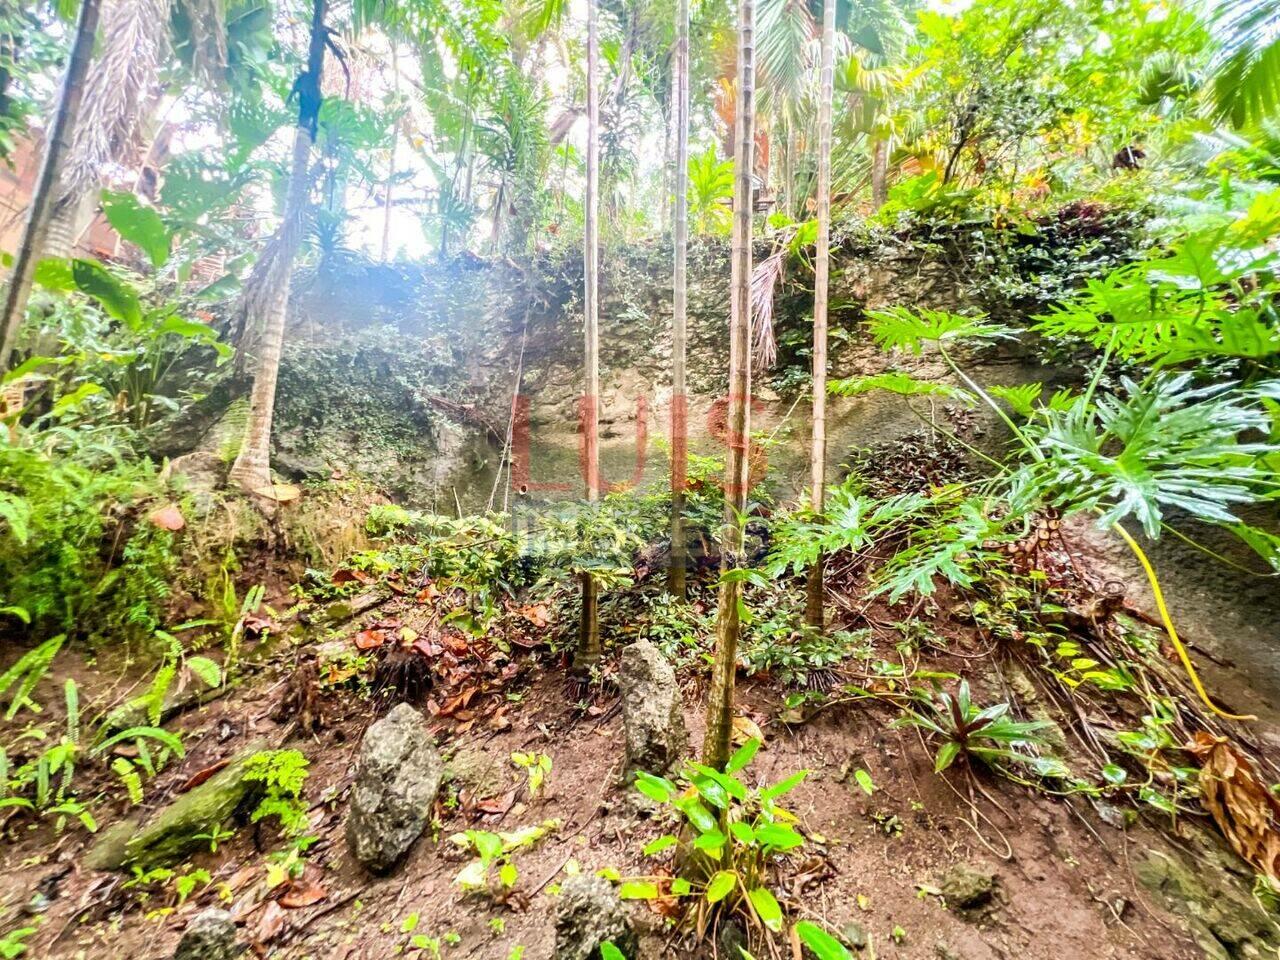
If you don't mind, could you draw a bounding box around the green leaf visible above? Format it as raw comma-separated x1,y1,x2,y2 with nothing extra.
854,768,875,795
761,770,808,799
618,880,660,900
670,878,692,896
747,887,784,931
101,190,171,267
634,771,675,803
675,796,718,833
729,821,755,844
32,257,75,290
185,656,222,689
71,259,142,328
642,834,677,856
754,823,804,851
725,738,760,774
498,862,518,887
692,829,726,857
50,383,103,416
829,371,974,405
1101,764,1128,785
704,870,736,903
600,944,626,960
794,921,854,960
91,727,185,758
934,740,962,772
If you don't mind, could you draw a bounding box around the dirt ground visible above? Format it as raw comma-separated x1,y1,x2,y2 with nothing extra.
0,598,1240,960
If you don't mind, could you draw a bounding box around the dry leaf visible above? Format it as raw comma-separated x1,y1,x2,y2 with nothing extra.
332,569,373,585
253,483,301,503
256,900,288,944
1186,732,1280,884
278,878,327,909
177,758,231,793
732,715,765,746
354,629,386,651
148,503,186,531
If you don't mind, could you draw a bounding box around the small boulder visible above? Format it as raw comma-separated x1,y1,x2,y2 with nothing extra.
554,874,636,960
346,702,442,873
619,640,686,779
939,862,997,912
174,908,241,960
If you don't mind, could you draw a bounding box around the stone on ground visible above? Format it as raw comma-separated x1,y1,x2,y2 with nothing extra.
346,702,442,873
939,862,997,912
553,874,636,960
619,640,685,779
174,908,242,960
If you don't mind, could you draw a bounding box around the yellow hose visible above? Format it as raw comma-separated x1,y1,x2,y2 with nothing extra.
1112,523,1255,723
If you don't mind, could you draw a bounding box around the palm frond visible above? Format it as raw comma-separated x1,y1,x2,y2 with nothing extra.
1210,0,1280,127
60,0,169,201
751,246,785,370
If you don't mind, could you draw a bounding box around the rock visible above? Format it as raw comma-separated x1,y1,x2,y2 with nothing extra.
444,746,509,801
939,862,996,912
935,942,965,960
553,874,636,960
1135,842,1279,960
840,922,868,950
174,908,242,960
346,702,442,873
619,640,686,779
717,919,748,960
86,740,269,870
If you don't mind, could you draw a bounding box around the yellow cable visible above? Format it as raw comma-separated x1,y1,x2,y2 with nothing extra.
1112,523,1255,723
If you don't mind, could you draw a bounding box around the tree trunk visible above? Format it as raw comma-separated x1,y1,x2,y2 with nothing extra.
804,0,835,632
227,0,327,495
667,0,690,600
702,0,755,770
870,135,889,211
574,0,602,676
0,0,101,370
381,43,400,262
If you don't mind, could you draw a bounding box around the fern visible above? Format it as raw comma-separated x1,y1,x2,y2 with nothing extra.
0,635,65,720
92,726,185,760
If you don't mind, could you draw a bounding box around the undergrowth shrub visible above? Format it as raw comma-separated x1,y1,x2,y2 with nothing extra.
0,425,178,647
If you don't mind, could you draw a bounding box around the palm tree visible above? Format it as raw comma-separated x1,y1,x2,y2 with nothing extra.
43,0,226,257
0,0,103,371
703,0,755,770
227,0,328,495
574,0,603,680
1210,0,1280,127
668,0,690,599
804,0,833,632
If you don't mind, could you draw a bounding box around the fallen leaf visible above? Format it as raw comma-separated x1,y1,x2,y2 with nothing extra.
253,483,302,503
256,900,288,944
416,581,441,603
354,629,386,651
518,603,550,628
177,759,232,793
148,503,185,531
332,569,374,585
1186,732,1280,884
401,626,419,644
278,879,327,909
732,715,765,746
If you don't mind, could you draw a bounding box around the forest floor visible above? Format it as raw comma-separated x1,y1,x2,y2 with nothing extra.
3,517,1275,960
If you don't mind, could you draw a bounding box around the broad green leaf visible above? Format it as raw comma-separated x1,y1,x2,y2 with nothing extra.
71,259,142,328
1101,764,1127,785
634,771,675,803
935,740,961,772
747,887,783,931
642,834,677,856
670,878,692,896
729,821,755,844
794,921,854,960
600,944,626,960
761,770,808,799
101,190,171,267
704,870,736,903
692,829,726,857
754,823,804,851
854,768,875,795
32,257,74,290
725,737,760,774
675,796,717,833
618,880,660,900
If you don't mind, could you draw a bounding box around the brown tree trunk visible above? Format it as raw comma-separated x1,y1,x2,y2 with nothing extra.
668,0,690,600
804,0,835,632
574,0,603,676
702,0,755,770
871,135,889,211
0,0,101,370
227,0,327,495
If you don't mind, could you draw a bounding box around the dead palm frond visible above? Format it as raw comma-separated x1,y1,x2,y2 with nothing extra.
751,244,786,369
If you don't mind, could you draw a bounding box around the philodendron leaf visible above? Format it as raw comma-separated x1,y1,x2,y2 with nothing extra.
705,870,736,903
102,190,172,267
